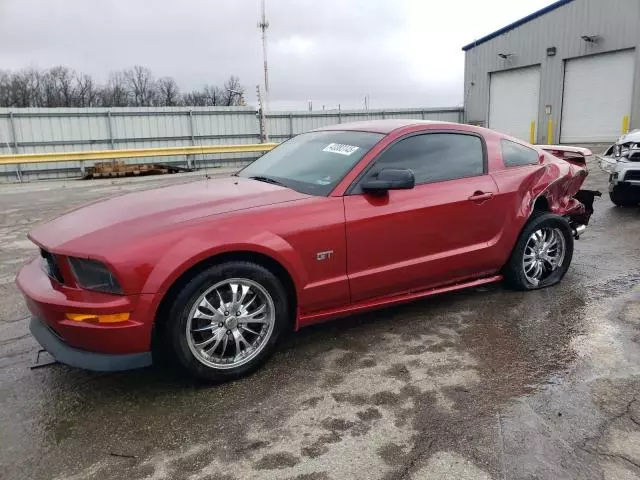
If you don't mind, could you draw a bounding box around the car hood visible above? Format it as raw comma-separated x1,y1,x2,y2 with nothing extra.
30,176,309,252
617,129,640,144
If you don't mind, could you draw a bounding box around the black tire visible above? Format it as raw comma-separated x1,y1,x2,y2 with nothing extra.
163,261,289,382
610,185,640,207
503,212,574,291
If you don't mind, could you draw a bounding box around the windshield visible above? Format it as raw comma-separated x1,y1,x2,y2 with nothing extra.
238,130,384,196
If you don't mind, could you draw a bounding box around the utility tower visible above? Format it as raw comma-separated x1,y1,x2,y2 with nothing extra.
258,0,270,111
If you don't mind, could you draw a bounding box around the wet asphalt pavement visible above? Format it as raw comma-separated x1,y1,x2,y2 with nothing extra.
0,159,639,480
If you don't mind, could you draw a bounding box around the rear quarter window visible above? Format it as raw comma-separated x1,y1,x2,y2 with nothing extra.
501,140,539,167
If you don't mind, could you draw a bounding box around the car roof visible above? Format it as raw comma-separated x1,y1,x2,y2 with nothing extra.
314,119,460,134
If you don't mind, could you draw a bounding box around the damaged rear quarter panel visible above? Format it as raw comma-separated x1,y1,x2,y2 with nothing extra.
537,154,589,218
489,150,591,266
493,152,587,219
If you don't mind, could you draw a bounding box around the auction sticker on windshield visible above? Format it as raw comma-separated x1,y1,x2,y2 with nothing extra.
322,143,360,156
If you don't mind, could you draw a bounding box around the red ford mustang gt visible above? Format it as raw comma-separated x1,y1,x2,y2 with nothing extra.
17,120,600,381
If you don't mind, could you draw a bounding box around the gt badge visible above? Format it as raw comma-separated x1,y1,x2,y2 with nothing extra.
316,250,334,261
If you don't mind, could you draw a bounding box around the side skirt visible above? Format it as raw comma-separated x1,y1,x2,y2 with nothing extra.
298,275,503,328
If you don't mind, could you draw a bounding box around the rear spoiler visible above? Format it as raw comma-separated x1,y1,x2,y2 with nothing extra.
537,145,592,166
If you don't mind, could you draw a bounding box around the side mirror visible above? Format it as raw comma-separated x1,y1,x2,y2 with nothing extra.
361,168,415,194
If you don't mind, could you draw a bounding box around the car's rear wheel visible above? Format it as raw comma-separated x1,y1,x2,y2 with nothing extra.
610,185,640,207
163,261,289,382
504,212,574,290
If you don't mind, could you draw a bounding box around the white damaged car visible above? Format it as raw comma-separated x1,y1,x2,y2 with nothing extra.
599,130,640,206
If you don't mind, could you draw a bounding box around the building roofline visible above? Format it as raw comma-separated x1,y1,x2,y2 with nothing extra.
461,0,574,52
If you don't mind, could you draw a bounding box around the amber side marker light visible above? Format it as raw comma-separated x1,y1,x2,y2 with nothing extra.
65,313,130,323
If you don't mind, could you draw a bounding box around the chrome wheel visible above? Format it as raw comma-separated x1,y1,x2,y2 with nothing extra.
186,278,275,370
523,227,566,286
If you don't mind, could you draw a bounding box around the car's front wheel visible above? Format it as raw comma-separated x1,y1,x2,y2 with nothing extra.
163,261,289,382
504,212,574,290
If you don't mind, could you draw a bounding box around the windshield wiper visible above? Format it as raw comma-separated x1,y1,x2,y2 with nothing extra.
248,175,286,187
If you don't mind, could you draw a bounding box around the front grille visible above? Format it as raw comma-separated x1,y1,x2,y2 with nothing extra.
624,171,640,182
628,152,640,162
40,249,65,284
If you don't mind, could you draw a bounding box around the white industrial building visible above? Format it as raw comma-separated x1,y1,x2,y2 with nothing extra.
462,0,640,144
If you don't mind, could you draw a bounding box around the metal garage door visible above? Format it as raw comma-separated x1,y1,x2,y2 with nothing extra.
489,66,541,142
560,50,635,143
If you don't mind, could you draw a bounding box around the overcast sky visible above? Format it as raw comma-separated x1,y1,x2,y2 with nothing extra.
0,0,556,110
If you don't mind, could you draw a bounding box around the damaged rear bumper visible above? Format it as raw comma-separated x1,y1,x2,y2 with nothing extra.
571,189,602,224
569,189,602,238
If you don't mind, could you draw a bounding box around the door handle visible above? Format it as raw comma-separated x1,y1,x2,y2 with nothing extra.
468,191,494,202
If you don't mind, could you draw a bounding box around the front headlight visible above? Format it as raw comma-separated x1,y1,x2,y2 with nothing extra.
68,257,123,294
599,157,617,174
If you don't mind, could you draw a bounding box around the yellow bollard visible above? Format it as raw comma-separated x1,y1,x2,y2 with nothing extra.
530,121,536,144
622,115,630,134
547,119,553,144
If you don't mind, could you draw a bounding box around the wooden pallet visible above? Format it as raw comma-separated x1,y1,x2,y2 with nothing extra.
84,161,190,179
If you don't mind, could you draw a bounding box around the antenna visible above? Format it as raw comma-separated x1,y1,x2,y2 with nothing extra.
258,0,270,111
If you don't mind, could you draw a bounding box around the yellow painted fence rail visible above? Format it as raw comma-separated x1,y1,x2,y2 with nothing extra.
0,143,279,165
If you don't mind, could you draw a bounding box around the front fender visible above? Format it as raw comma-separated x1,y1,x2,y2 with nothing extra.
141,230,308,297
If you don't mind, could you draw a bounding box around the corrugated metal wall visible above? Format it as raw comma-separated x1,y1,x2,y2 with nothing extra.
463,0,640,143
0,106,462,182
267,108,463,140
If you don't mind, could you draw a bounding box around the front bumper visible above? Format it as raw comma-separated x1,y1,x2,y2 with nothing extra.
602,160,640,189
17,257,157,371
30,316,152,371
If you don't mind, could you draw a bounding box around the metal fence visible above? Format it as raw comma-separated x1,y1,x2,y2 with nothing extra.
0,106,463,182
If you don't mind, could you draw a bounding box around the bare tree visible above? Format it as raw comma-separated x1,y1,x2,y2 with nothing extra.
222,75,245,106
8,68,42,107
124,65,156,106
41,71,58,107
181,85,223,107
0,65,246,109
43,66,76,107
182,90,207,106
98,71,129,107
75,73,98,107
202,85,219,106
157,77,180,106
0,71,12,107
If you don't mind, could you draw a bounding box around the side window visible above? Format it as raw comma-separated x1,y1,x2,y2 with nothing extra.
359,133,484,189
603,144,615,157
501,140,539,167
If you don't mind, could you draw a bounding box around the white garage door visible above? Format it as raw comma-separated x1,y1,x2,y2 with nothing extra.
489,66,541,142
561,50,635,143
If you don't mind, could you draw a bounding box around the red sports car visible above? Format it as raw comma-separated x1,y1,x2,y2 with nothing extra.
17,120,599,381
